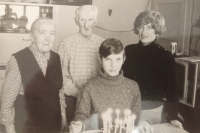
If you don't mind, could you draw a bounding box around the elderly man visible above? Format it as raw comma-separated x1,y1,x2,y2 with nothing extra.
0,17,64,133
58,5,104,127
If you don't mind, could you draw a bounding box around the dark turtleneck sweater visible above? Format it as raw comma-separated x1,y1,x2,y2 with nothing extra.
122,41,179,122
75,70,141,130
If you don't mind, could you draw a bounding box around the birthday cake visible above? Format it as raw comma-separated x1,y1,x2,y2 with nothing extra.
101,109,136,133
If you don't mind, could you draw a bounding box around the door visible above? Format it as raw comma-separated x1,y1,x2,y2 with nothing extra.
152,0,191,55
53,5,79,51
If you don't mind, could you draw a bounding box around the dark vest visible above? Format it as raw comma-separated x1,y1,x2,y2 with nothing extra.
14,48,62,133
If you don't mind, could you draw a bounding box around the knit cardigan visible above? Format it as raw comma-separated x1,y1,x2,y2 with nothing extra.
75,70,141,130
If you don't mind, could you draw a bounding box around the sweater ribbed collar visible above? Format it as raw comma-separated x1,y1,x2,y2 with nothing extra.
98,69,124,85
138,40,157,48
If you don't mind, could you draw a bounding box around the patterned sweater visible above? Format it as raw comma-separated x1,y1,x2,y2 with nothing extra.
75,70,141,130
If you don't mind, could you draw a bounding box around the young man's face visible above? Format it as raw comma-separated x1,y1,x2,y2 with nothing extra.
138,23,157,46
101,51,125,77
31,22,55,53
78,10,95,38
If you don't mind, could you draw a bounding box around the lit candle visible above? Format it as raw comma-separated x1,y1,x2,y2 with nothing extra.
116,109,120,120
124,109,131,133
119,119,123,133
126,117,129,133
109,116,112,133
129,117,132,133
114,119,119,133
107,116,112,133
131,114,136,132
123,109,131,128
107,108,113,133
102,113,106,133
106,115,109,133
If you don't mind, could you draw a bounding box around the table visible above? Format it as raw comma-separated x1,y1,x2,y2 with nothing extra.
66,123,188,133
152,123,188,133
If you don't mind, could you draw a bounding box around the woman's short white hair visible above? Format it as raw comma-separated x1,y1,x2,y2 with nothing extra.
75,5,98,23
30,17,55,33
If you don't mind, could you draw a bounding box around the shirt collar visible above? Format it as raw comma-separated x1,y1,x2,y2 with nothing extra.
78,32,96,42
29,43,50,60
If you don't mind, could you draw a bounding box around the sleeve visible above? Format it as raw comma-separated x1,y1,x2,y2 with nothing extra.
130,83,141,126
59,89,67,113
0,56,22,131
161,53,179,122
59,89,68,129
74,86,91,131
57,39,80,97
50,54,66,112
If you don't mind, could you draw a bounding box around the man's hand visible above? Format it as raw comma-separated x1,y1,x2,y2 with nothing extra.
69,121,82,133
136,121,154,133
171,120,183,129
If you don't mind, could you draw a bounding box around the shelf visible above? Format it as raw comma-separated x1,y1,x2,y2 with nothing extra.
0,1,91,6
0,1,54,6
0,64,6,70
0,32,29,34
0,3,54,32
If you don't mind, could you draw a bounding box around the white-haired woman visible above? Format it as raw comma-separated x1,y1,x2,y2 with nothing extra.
0,17,64,133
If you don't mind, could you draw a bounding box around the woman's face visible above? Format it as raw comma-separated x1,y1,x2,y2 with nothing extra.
31,22,55,53
138,23,157,46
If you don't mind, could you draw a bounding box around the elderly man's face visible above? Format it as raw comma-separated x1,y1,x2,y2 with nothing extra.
31,22,55,53
78,11,95,38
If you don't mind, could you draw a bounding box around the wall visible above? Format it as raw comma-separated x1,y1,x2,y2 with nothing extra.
53,0,151,50
53,5,79,51
189,0,200,56
92,0,151,47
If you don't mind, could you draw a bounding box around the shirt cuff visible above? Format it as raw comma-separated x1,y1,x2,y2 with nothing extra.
5,124,15,132
145,120,152,125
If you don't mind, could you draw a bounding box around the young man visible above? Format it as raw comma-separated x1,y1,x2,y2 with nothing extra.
70,38,141,133
58,5,104,127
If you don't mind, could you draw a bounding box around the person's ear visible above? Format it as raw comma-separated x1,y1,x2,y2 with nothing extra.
123,56,126,64
94,18,97,25
74,17,79,26
155,34,159,41
30,32,35,43
98,55,102,64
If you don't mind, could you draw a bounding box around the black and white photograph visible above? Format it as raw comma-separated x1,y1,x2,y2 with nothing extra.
0,0,200,133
